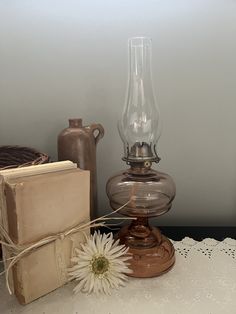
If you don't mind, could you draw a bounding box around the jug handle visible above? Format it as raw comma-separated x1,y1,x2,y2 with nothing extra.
90,123,105,145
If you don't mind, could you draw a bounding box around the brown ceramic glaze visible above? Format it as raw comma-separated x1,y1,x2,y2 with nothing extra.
57,119,104,220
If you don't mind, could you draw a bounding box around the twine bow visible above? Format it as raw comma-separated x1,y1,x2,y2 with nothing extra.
0,199,134,295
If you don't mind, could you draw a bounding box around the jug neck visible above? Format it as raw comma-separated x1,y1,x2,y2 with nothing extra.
69,119,83,128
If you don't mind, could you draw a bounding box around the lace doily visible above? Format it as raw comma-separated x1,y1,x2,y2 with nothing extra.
0,237,235,314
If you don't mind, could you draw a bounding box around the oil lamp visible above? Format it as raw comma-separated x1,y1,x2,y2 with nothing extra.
106,37,176,277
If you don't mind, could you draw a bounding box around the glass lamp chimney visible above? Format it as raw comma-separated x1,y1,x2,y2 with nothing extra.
118,37,161,163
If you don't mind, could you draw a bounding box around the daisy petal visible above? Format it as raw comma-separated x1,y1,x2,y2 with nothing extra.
68,231,131,295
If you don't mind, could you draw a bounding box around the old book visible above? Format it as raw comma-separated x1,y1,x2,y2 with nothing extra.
0,166,90,304
0,160,77,226
0,161,77,293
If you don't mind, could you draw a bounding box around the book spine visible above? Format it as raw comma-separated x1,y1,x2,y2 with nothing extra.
0,179,15,294
5,183,19,243
4,182,26,300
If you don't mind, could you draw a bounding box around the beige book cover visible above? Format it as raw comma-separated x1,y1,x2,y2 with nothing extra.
1,167,90,304
0,161,77,295
0,160,77,228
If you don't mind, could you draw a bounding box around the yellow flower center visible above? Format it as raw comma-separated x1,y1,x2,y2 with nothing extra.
92,256,109,275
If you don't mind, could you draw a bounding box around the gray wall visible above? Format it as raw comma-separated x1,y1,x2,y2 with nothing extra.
0,0,236,226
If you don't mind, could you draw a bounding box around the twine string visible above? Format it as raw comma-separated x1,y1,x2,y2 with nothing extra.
0,199,133,295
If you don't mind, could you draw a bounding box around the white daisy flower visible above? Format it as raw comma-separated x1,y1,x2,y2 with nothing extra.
68,231,132,295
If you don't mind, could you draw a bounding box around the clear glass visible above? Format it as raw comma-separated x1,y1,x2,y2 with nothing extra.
118,37,161,162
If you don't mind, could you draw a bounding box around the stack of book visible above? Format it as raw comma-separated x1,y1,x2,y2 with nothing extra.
0,161,90,304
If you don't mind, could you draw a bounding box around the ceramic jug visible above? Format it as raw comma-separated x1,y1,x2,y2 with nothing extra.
57,118,104,220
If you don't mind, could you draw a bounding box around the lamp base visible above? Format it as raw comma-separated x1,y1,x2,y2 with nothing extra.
118,226,175,278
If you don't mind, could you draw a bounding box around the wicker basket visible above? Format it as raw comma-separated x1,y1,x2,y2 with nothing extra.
0,145,49,170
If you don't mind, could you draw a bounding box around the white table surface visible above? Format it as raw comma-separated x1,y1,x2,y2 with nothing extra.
0,237,236,314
